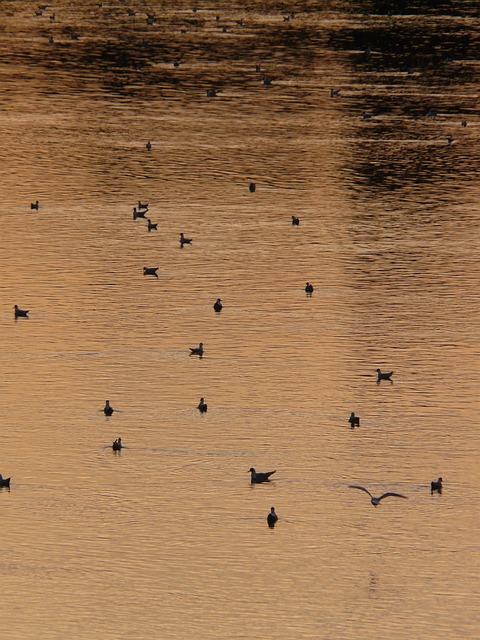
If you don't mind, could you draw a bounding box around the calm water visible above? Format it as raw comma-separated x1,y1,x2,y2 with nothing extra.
0,1,479,638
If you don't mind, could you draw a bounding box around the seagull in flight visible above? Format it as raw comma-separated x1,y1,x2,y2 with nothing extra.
348,485,407,507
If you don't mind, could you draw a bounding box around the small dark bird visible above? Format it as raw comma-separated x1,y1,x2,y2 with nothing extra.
197,397,207,413
213,298,223,313
431,477,443,494
267,507,278,528
180,232,192,247
146,141,152,151
305,282,314,295
103,400,114,416
249,468,276,484
31,201,39,210
291,216,300,226
206,88,217,98
133,207,147,220
190,342,204,357
0,474,11,489
249,182,256,192
461,120,467,127
348,485,407,507
147,219,157,231
112,438,122,451
348,412,360,428
14,305,29,318
263,77,272,86
138,201,149,210
143,267,159,277
330,89,340,97
376,368,393,382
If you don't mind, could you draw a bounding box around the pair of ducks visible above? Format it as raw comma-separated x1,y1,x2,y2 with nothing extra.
112,438,122,451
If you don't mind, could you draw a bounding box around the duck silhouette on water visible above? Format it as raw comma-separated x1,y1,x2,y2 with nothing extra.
180,233,192,248
348,412,360,428
190,342,204,357
31,201,39,210
213,298,223,313
103,400,114,416
249,468,276,484
431,477,443,494
112,438,122,451
14,305,29,319
348,485,407,507
0,474,11,489
267,507,278,528
376,368,393,383
291,216,300,226
133,207,146,220
143,267,158,278
197,397,208,413
147,219,157,231
305,282,314,295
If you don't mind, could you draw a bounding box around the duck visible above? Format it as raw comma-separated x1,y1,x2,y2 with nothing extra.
348,412,360,428
267,507,278,528
330,89,340,97
376,368,393,382
431,477,443,494
31,201,39,210
197,397,208,413
206,88,217,98
0,474,11,489
305,282,314,295
14,305,29,318
213,298,223,313
189,342,204,357
263,77,272,86
138,201,149,210
249,468,276,484
133,207,146,220
103,400,114,416
146,141,152,151
291,216,300,226
112,438,122,451
348,485,407,507
143,267,158,277
147,219,157,231
249,182,256,192
180,232,192,247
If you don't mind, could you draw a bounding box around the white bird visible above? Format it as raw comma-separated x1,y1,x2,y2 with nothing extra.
267,507,278,527
348,485,407,507
249,468,276,484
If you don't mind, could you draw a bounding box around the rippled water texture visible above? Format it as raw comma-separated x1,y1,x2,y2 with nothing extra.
0,1,479,639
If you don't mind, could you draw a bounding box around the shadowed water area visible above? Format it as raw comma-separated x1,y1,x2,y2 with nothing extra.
0,1,479,638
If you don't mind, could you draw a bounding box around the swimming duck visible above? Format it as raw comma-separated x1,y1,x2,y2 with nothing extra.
138,201,149,210
263,77,272,86
180,233,192,247
213,298,223,313
249,182,256,192
143,267,158,277
0,474,11,489
249,468,276,484
112,438,122,451
31,201,39,210
14,305,29,318
267,507,278,528
376,368,393,382
197,397,208,413
291,216,300,226
431,477,443,494
189,343,204,357
146,141,152,151
330,89,340,97
206,88,217,98
305,282,314,295
348,412,360,428
348,485,407,507
147,219,157,231
133,207,146,220
103,400,114,416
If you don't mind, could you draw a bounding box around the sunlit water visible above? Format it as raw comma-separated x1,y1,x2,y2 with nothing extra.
0,1,479,639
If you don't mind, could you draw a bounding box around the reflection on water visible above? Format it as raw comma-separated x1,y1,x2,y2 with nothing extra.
0,1,479,639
